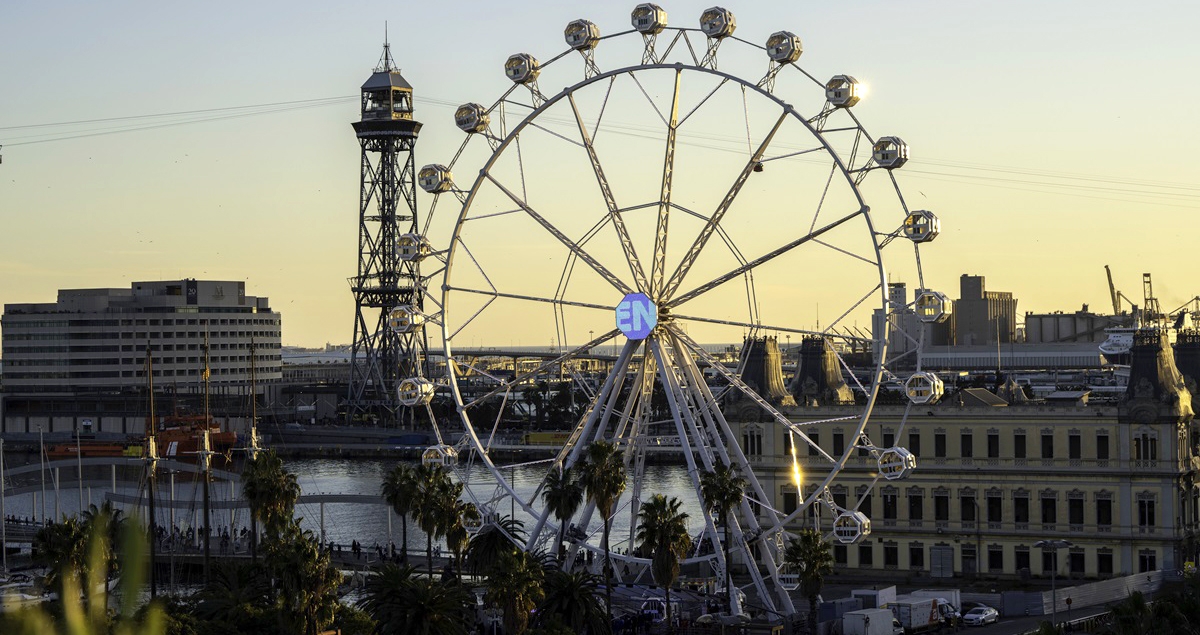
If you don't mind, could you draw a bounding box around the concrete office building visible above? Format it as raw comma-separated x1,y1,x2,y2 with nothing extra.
1,279,281,434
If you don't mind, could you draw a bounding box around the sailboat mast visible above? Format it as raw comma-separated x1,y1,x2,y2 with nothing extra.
146,342,159,598
201,324,212,584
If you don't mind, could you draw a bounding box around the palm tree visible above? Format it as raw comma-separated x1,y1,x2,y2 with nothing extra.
32,515,89,597
542,465,584,563
485,549,545,635
699,459,747,613
465,515,526,577
636,494,691,632
539,569,611,635
402,578,476,635
381,462,418,564
579,440,626,626
265,522,343,635
413,464,455,572
783,528,834,635
359,562,417,634
443,497,479,578
192,562,271,629
242,449,300,560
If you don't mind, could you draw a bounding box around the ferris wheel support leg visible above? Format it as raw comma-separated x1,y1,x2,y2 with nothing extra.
648,337,729,589
621,356,657,550
659,338,781,616
524,339,640,554
667,326,797,615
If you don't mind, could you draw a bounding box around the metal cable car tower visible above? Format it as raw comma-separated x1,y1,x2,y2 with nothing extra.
347,40,426,426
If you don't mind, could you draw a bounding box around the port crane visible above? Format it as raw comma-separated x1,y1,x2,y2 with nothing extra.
1104,265,1141,318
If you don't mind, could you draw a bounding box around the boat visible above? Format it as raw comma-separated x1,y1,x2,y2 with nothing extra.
154,414,238,458
45,441,142,460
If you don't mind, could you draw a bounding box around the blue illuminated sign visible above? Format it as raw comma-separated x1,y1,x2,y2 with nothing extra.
616,293,657,340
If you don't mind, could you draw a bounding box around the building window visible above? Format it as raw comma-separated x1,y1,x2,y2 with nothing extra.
883,432,894,448
909,543,925,570
783,491,798,515
1097,498,1113,528
1098,550,1113,576
1069,550,1085,576
1014,431,1026,459
1139,550,1157,573
856,486,873,517
961,494,977,522
1015,547,1031,574
934,432,946,458
934,492,950,522
961,545,977,574
884,543,899,568
1138,496,1157,530
988,545,1004,572
1041,496,1057,525
1068,433,1082,460
1069,498,1084,526
1096,432,1110,460
808,432,820,456
742,426,763,456
1043,551,1058,576
987,432,1000,458
908,489,924,521
834,545,848,565
859,543,874,567
908,431,921,456
1041,432,1054,459
1134,433,1158,460
987,493,1002,524
883,490,898,520
1014,496,1030,524
832,432,845,456
832,488,847,510
961,431,974,458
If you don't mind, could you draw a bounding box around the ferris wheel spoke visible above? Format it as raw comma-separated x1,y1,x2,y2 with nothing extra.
649,67,682,297
667,314,872,345
460,329,622,411
662,109,790,300
667,206,866,309
567,92,650,292
483,172,633,296
444,285,617,314
668,325,838,464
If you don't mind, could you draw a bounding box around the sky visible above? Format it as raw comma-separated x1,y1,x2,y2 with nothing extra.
2,0,1198,348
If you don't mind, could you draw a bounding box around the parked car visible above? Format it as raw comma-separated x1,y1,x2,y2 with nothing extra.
962,606,999,626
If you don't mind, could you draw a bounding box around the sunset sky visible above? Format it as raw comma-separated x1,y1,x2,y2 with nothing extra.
2,0,1197,347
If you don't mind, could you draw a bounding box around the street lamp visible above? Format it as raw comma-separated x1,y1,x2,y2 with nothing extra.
1034,539,1073,629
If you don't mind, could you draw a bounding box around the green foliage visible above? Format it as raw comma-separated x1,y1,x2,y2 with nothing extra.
381,462,418,563
579,440,627,626
264,521,343,635
360,563,473,635
699,460,746,611
412,463,456,572
783,528,834,635
332,604,376,635
486,549,545,635
465,515,525,577
242,450,301,540
5,515,165,635
538,568,611,635
636,494,691,631
542,466,584,563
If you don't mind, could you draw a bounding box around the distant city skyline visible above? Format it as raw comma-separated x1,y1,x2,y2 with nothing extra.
2,1,1197,347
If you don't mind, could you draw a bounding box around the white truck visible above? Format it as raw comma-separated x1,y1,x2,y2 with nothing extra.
843,608,905,635
910,590,962,626
889,596,944,634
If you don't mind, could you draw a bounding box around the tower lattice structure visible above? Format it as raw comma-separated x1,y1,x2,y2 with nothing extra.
347,43,425,425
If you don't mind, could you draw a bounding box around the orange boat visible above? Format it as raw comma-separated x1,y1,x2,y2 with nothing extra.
153,415,238,458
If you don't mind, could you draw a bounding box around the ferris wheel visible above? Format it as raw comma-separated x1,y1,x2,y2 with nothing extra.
406,4,947,616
